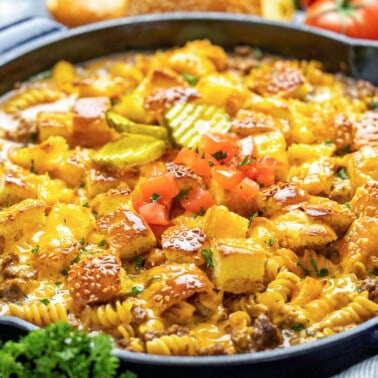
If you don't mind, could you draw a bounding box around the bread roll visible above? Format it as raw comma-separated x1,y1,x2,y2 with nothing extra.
46,0,294,28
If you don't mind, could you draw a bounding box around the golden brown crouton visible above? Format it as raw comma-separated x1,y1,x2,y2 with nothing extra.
68,253,124,306
211,238,267,294
272,209,337,250
140,263,213,314
97,206,156,259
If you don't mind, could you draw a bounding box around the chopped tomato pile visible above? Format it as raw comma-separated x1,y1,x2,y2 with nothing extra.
134,132,281,225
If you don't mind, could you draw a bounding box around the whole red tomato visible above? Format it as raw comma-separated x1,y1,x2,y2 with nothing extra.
300,0,318,8
304,0,378,40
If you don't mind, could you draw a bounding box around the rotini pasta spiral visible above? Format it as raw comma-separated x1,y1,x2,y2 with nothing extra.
146,334,199,356
82,299,133,329
4,88,61,113
7,301,68,327
315,292,378,330
51,60,76,93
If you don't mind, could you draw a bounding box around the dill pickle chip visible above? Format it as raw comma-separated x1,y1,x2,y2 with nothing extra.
92,133,166,168
106,110,168,140
164,103,231,148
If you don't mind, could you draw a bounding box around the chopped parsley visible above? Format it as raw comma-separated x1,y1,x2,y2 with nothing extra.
61,269,68,276
291,324,305,332
177,189,189,200
344,202,351,209
212,150,228,161
130,285,144,297
31,245,40,254
82,202,90,208
336,168,348,180
208,160,215,167
98,239,106,247
201,248,214,268
193,207,206,218
370,100,378,109
150,192,161,203
135,256,143,271
182,72,198,85
39,299,50,305
268,237,275,247
237,155,255,168
147,274,161,282
71,256,80,264
324,140,334,145
254,48,263,60
296,261,310,276
6,198,12,208
310,258,329,277
248,211,259,227
368,269,378,277
79,237,85,246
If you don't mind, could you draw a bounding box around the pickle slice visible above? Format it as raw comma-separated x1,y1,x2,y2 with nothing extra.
164,103,231,148
106,110,168,140
92,133,166,168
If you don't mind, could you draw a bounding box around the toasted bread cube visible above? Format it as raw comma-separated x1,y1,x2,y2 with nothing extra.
289,156,335,195
90,184,132,216
272,209,337,250
203,205,249,239
97,206,156,258
211,238,267,294
68,253,125,306
34,174,75,205
196,73,249,110
72,97,113,147
0,164,37,206
339,217,378,274
140,263,213,314
255,182,309,217
85,168,123,198
348,146,378,194
161,225,207,265
302,196,356,236
44,203,95,240
253,130,288,180
37,111,72,142
0,198,46,238
350,181,378,217
9,136,68,173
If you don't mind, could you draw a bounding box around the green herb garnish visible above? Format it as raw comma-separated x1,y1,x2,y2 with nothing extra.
177,189,189,200
182,72,198,85
212,150,228,161
31,245,40,254
130,285,144,297
336,168,348,180
135,256,143,271
201,248,214,268
0,322,137,378
150,192,161,203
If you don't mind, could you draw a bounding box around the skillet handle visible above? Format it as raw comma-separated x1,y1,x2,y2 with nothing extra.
0,17,66,55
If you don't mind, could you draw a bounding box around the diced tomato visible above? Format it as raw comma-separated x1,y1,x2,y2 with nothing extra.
138,202,170,226
212,165,244,190
174,147,215,178
200,133,239,164
233,177,260,201
254,156,280,187
180,186,215,213
140,173,180,202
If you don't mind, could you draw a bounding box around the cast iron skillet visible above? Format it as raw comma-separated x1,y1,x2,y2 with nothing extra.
0,13,377,378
